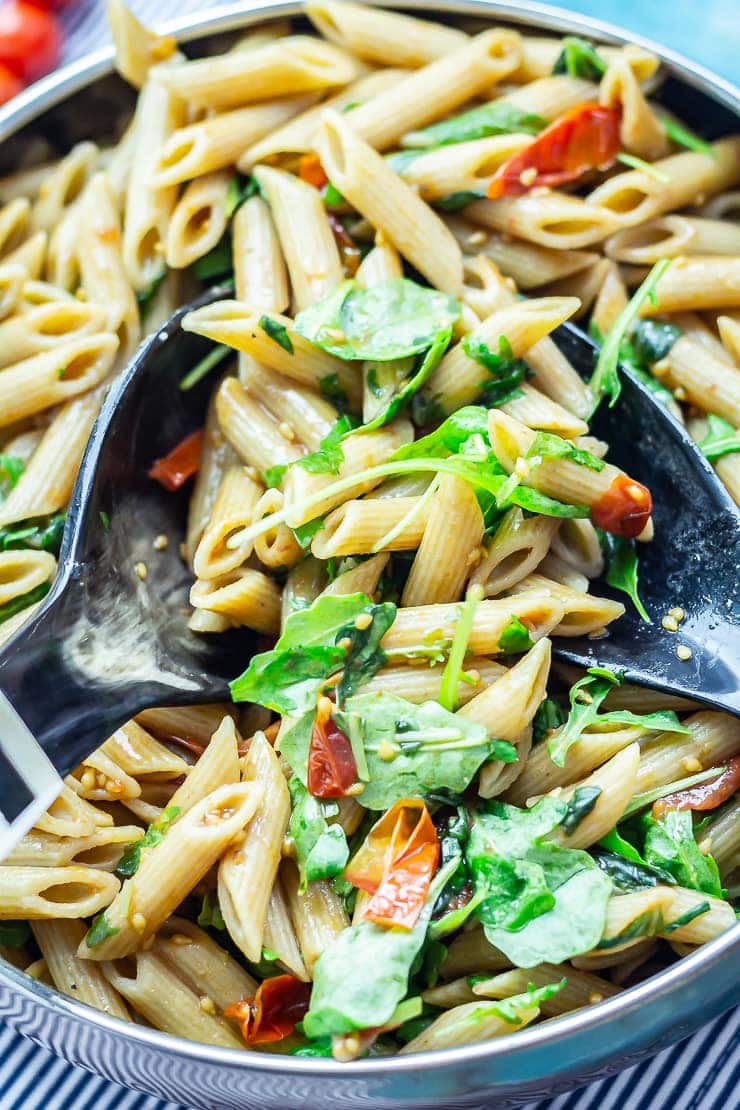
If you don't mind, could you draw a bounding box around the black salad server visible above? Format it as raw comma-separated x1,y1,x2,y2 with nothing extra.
0,287,738,855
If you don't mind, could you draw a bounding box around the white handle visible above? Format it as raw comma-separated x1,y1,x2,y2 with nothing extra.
0,692,63,860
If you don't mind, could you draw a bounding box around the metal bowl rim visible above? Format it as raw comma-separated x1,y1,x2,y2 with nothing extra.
0,0,738,1081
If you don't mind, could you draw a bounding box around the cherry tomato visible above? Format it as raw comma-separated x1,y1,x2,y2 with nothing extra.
27,1,76,9
149,429,204,491
590,474,653,539
0,62,23,105
307,715,357,797
653,756,740,818
0,1,61,83
225,976,311,1045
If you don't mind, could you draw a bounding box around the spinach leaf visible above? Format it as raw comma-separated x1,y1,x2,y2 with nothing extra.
357,328,452,432
198,891,225,931
469,798,611,966
192,236,233,281
597,529,650,622
589,259,671,411
230,645,345,714
697,414,740,461
403,103,546,148
527,431,605,473
643,809,723,897
662,902,711,932
662,118,714,156
116,806,181,878
303,858,459,1038
462,334,531,407
85,911,120,948
552,36,607,79
632,319,682,365
0,511,66,555
0,921,30,947
336,601,397,703
0,581,50,626
498,614,534,654
290,1039,334,1057
180,344,231,391
319,373,350,409
560,786,602,835
259,315,294,354
591,849,666,892
532,698,565,744
0,455,24,499
289,777,349,892
597,905,666,949
295,278,461,361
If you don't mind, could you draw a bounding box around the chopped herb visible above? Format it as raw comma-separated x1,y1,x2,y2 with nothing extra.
394,406,490,460
180,344,231,391
589,259,672,411
662,901,711,932
533,697,565,743
462,334,531,408
0,512,66,556
292,516,326,549
116,806,181,878
318,372,350,410
264,463,288,488
642,808,722,896
99,510,110,532
527,431,605,473
0,581,50,626
0,455,24,498
498,614,534,654
552,36,607,80
697,414,740,461
438,585,484,711
632,319,682,365
662,118,714,156
560,786,602,834
597,530,650,622
323,182,344,208
225,173,258,219
290,1040,334,1057
0,921,31,948
296,416,355,476
615,152,670,182
356,329,452,433
85,911,120,949
403,103,546,148
259,315,294,354
192,236,233,281
198,891,225,931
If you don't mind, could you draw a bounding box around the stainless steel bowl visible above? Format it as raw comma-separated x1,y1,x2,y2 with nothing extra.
0,4,737,1107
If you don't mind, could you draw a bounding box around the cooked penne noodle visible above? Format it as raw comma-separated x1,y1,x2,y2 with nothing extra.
688,414,740,504
193,465,263,580
451,218,598,290
29,143,99,234
312,496,431,558
364,656,506,704
467,192,620,250
34,781,112,839
701,797,740,876
5,824,144,871
185,390,239,567
634,711,740,795
190,565,282,633
165,170,231,270
460,637,551,742
606,216,740,264
641,257,740,314
659,887,736,944
215,376,304,475
399,991,541,1053
233,194,290,314
239,362,335,451
252,488,303,570
541,257,611,319
473,963,620,1015
32,919,131,1018
0,333,118,427
591,259,629,338
0,262,26,320
282,860,350,973
510,573,625,636
154,917,257,1009
306,1,467,67
550,744,641,849
166,716,241,815
0,300,106,368
472,508,559,596
263,878,311,981
599,47,669,162
401,474,484,605
653,334,740,424
0,865,119,920
108,0,176,88
396,134,533,202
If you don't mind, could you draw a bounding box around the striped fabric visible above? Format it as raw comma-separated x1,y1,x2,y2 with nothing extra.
0,1,736,1107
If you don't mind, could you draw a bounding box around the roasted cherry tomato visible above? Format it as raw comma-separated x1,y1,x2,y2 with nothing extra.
307,713,357,798
653,756,740,818
487,103,621,199
0,1,61,83
0,62,23,105
149,429,204,491
590,473,653,539
225,975,311,1045
298,153,328,190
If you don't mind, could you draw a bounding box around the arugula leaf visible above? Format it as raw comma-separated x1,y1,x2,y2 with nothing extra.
85,911,120,949
292,516,326,550
264,463,288,488
597,529,650,622
662,118,714,156
294,278,461,361
589,259,672,411
0,581,50,626
179,344,231,391
615,153,671,183
225,173,258,218
697,414,740,461
303,858,459,1038
259,315,294,354
357,328,452,433
623,766,729,819
498,614,535,654
282,692,514,810
192,235,233,280
319,373,350,409
632,319,682,365
527,431,605,473
552,36,607,79
336,601,396,703
532,698,565,744
323,181,344,208
0,921,30,948
290,1039,335,1057
643,809,723,896
463,334,531,407
295,416,355,476
116,806,181,878
0,455,24,499
561,786,602,835
438,585,484,711
230,593,396,713
0,511,66,555
289,777,349,893
393,406,490,460
469,798,611,966
198,891,225,931
402,102,547,148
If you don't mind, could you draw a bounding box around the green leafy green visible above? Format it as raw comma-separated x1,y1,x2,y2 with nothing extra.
289,777,349,893
597,530,650,622
623,766,728,819
0,921,30,948
180,344,231,391
552,36,607,79
358,329,452,432
393,406,489,460
643,809,722,896
85,911,120,949
290,1039,334,1057
560,786,602,835
318,373,350,409
662,902,711,932
498,614,535,654
294,278,461,361
0,455,24,499
697,414,740,461
303,859,459,1038
438,586,483,711
591,320,681,412
225,173,258,218
662,118,714,156
229,593,396,714
615,153,670,182
589,259,672,411
0,581,51,626
259,315,294,354
435,191,485,211
136,271,166,316
533,698,565,743
116,806,181,878
192,236,232,280
592,848,668,892
0,512,66,555
527,431,605,473
462,334,532,407
632,319,682,365
597,905,666,949
402,103,547,148
295,416,356,476
469,798,611,966
323,181,345,208
198,891,225,931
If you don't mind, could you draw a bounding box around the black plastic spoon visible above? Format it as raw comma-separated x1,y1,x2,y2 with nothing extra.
0,287,737,853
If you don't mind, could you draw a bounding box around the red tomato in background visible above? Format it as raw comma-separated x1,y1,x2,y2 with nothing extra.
0,62,23,105
0,1,61,83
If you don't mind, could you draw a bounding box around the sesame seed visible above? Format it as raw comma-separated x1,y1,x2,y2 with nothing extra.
278,421,296,442
676,644,693,661
132,913,147,932
466,230,487,247
466,669,481,685
134,561,148,580
377,739,398,762
514,457,530,479
674,386,687,401
153,533,168,551
354,612,372,630
576,690,594,705
199,996,217,1016
346,782,365,796
171,933,191,946
80,769,96,792
669,607,685,622
662,615,679,632
588,992,604,1005
337,636,353,651
682,756,702,773
519,167,538,186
